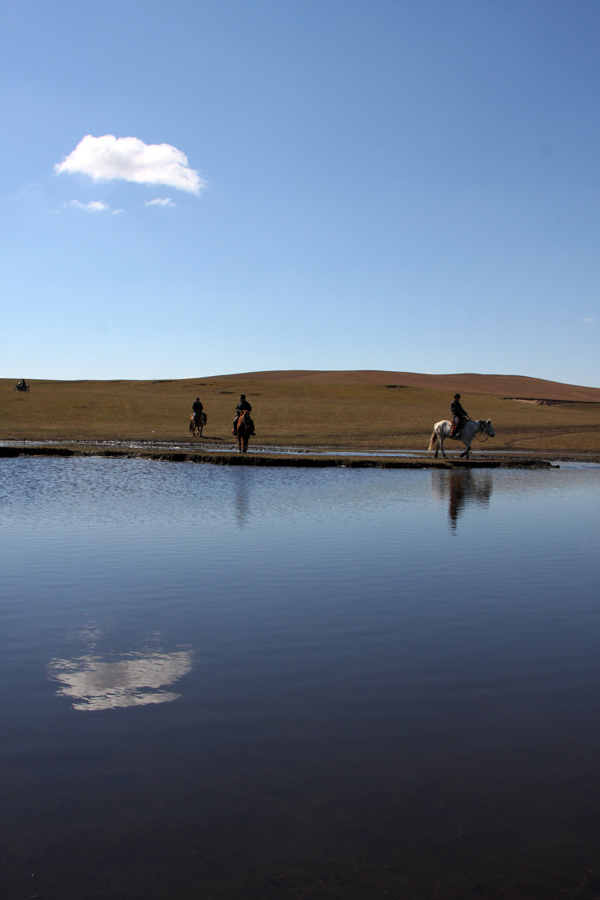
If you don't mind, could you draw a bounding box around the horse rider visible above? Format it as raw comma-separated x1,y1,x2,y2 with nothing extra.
232,394,255,436
192,396,204,427
450,393,469,439
18,378,28,391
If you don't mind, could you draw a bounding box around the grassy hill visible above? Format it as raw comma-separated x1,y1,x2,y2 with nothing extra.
2,371,600,453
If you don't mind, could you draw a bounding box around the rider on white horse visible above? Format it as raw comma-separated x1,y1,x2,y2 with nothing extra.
450,393,469,439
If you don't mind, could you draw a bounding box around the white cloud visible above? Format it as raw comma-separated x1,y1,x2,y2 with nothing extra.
69,199,109,212
146,197,175,207
56,134,204,195
49,649,193,711
581,317,597,324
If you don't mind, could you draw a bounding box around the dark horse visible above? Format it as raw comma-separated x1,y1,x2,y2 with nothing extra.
189,411,207,437
236,410,254,453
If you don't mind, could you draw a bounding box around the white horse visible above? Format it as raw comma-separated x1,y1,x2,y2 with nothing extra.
427,419,495,459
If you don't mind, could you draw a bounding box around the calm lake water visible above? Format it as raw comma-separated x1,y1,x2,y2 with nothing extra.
1,458,599,900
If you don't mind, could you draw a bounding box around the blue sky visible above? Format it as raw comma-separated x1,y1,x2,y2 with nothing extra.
1,0,598,386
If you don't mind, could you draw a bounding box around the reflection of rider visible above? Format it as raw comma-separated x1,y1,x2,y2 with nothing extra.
232,394,254,435
450,393,469,438
192,397,203,425
448,471,467,528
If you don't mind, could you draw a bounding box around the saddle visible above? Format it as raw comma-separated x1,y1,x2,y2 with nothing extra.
450,417,466,439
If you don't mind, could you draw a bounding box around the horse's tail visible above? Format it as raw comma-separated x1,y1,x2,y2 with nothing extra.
427,430,437,452
189,414,195,432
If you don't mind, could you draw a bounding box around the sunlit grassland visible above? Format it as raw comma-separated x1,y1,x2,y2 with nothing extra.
2,376,600,452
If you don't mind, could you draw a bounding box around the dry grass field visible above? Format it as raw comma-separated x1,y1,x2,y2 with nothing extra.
2,370,600,454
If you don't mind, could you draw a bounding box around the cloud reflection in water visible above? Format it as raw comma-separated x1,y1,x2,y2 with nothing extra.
49,649,193,711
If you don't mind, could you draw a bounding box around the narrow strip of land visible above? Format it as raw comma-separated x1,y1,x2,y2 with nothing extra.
0,443,557,468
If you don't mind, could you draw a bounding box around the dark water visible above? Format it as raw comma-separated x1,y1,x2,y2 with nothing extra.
1,458,599,900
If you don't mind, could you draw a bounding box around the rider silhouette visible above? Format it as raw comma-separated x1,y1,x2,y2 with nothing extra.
232,394,254,436
192,397,204,425
450,393,469,438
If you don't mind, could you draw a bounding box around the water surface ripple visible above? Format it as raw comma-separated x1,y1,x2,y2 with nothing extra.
1,458,599,899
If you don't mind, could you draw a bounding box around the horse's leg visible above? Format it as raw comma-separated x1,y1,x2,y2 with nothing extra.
439,435,447,459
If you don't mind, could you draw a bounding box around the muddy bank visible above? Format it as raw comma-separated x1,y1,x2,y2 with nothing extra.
0,443,556,468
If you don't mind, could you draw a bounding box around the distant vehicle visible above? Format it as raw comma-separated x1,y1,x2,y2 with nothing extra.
14,381,30,393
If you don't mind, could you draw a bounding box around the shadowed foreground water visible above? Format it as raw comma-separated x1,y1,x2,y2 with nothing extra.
1,458,599,899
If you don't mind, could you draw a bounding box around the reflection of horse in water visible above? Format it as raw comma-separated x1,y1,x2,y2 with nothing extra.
427,419,495,459
431,470,494,530
236,411,254,453
189,412,207,437
233,467,250,528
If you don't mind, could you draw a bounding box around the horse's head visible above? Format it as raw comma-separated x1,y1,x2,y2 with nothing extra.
484,419,495,437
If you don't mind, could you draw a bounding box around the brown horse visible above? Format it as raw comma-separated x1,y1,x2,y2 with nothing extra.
236,410,254,453
189,411,207,437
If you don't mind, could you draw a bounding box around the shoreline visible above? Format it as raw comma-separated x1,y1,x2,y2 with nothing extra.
0,441,574,468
